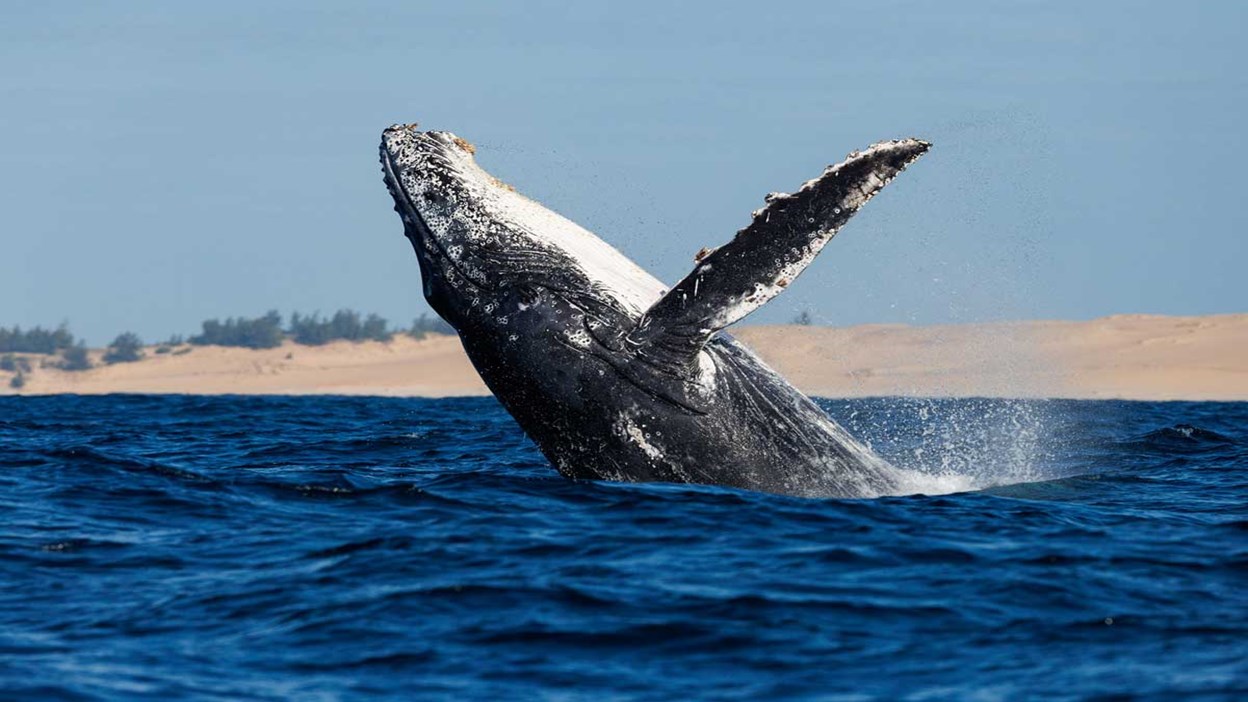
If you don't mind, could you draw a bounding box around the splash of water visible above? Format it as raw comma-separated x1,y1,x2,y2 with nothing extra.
830,397,1057,496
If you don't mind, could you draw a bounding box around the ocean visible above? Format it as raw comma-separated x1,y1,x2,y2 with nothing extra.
1,395,1244,700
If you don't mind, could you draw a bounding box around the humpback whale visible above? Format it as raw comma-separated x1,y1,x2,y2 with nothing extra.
380,124,929,498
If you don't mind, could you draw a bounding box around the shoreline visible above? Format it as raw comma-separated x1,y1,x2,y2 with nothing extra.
2,314,1246,401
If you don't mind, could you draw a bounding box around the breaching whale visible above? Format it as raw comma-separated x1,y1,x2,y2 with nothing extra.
380,124,929,498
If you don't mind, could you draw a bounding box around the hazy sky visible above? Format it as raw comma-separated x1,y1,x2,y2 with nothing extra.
2,1,1243,344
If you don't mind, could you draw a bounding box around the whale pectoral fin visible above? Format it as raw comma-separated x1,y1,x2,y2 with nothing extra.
625,138,930,369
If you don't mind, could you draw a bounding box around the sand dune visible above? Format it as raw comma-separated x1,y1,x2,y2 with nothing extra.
2,314,1245,400
2,335,488,398
733,314,1248,400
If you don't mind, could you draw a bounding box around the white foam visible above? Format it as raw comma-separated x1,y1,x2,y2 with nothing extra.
888,468,981,497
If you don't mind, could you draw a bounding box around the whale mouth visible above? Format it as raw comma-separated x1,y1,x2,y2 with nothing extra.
379,142,428,236
379,128,493,291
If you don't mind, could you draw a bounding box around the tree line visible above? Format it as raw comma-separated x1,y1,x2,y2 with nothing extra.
0,310,454,383
188,310,453,348
0,324,90,387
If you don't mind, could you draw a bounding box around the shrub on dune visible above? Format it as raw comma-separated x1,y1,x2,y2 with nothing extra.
190,311,284,349
103,332,145,364
60,344,91,371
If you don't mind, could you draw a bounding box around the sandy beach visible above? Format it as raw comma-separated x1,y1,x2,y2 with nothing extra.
733,313,1248,401
3,314,1245,400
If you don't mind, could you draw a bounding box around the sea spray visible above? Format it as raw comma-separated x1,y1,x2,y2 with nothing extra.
828,396,1059,494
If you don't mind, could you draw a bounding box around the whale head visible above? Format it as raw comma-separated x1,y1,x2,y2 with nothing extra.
379,124,664,332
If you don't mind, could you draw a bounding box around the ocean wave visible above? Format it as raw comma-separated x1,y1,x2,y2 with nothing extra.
0,395,1244,700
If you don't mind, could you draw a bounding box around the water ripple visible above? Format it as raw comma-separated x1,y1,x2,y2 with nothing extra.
0,395,1245,700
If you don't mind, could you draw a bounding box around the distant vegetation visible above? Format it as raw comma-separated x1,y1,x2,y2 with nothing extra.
59,344,91,371
408,313,455,339
0,354,32,374
0,310,455,374
103,332,145,364
0,326,93,373
190,311,285,349
2,353,33,386
289,310,392,345
154,335,180,354
188,309,448,348
0,324,76,354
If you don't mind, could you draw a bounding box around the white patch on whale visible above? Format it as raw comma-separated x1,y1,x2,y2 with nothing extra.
396,132,667,317
615,413,664,462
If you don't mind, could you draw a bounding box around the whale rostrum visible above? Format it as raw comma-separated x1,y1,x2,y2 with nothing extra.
380,124,930,497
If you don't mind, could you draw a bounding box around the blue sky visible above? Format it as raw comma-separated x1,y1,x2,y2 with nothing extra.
1,1,1243,344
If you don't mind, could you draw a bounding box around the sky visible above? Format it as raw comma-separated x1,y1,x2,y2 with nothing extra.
1,1,1244,345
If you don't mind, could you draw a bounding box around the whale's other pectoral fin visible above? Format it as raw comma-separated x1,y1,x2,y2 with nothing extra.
625,138,930,371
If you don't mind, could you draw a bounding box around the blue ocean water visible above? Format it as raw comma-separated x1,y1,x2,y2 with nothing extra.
0,395,1244,701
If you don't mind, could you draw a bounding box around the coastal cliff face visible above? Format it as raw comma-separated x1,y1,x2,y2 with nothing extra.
3,314,1246,401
